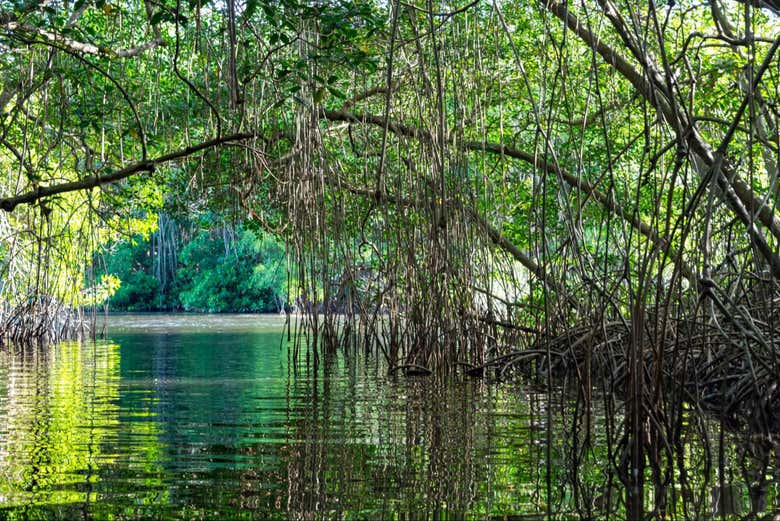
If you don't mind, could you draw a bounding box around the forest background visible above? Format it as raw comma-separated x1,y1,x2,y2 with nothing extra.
2,0,780,517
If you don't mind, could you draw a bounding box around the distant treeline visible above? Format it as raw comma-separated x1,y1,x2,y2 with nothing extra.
98,216,288,313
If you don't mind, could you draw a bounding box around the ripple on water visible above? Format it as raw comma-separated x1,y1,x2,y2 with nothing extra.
0,314,776,519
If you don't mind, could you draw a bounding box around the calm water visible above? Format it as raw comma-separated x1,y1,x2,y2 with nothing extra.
0,314,776,520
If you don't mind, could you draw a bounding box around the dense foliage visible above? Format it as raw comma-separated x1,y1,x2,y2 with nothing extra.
1,0,780,518
102,221,287,312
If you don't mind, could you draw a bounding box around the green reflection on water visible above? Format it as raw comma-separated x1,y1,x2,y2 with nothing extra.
0,341,122,517
0,314,776,520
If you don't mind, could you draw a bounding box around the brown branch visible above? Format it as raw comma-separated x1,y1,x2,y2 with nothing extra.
709,0,737,37
340,85,391,111
546,1,780,278
341,183,571,300
400,0,481,18
321,108,695,282
0,133,254,212
4,22,164,58
733,0,780,13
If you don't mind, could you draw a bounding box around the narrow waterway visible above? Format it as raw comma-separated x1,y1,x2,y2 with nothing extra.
0,314,776,519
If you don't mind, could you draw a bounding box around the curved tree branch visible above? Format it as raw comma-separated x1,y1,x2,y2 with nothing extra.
321,108,696,282
4,22,164,58
546,1,780,277
734,0,780,13
0,133,254,212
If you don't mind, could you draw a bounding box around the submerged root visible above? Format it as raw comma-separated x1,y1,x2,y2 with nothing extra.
0,296,86,346
480,305,780,434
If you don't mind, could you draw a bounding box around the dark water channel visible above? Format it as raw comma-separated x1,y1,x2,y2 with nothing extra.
0,314,777,520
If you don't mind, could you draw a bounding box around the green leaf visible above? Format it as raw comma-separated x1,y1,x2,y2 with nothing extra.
150,10,169,24
327,86,346,99
244,0,258,18
261,3,275,22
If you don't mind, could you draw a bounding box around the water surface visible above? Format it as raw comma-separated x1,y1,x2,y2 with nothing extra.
0,314,776,519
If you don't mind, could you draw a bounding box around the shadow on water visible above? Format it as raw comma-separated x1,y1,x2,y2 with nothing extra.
0,315,777,520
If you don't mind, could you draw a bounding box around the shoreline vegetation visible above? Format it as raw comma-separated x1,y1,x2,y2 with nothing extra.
1,0,779,518
96,218,289,314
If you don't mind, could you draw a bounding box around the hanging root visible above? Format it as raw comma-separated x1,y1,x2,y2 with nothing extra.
0,295,86,346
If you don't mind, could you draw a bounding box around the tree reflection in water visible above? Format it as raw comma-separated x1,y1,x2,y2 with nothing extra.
0,316,776,519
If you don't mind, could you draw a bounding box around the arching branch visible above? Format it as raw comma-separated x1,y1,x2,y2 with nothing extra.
546,1,780,278
0,133,254,212
4,22,164,58
320,108,696,282
734,0,780,13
